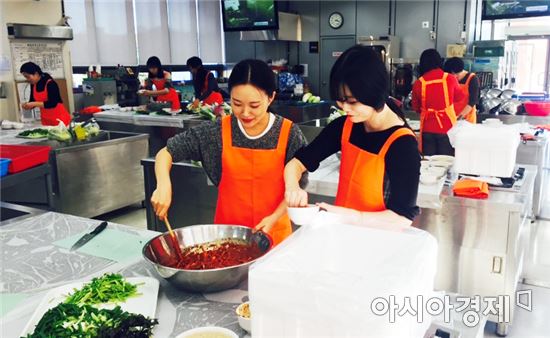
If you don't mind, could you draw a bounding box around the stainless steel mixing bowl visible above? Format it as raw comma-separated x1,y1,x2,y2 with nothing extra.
143,224,272,293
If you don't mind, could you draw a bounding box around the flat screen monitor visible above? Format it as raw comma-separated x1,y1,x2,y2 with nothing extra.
482,0,550,20
221,0,279,32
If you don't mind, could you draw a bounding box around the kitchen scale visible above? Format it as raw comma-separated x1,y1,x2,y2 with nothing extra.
457,166,526,192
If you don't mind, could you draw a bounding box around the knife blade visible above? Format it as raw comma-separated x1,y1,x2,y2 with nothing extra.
70,221,108,251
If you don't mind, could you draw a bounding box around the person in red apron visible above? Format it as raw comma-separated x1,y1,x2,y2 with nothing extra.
140,56,181,110
411,49,464,156
150,59,307,245
187,56,223,108
20,62,71,126
444,57,480,124
285,46,420,228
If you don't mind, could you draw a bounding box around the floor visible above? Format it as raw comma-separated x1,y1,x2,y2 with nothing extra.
97,205,550,338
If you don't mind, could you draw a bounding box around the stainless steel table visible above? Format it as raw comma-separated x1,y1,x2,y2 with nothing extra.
413,165,537,336
1,129,149,218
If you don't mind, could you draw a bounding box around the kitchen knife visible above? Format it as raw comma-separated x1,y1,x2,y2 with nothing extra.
70,221,108,251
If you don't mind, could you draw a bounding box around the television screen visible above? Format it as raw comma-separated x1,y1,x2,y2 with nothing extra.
483,0,550,20
221,0,278,32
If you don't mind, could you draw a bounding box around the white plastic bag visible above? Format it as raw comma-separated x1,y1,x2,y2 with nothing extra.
249,220,438,337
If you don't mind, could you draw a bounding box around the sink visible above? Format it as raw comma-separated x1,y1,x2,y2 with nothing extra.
0,207,29,221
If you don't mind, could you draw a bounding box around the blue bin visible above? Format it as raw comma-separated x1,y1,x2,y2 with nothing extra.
0,158,11,177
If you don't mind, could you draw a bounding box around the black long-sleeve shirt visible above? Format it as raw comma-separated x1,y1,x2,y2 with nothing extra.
294,115,421,220
29,76,63,109
460,73,480,107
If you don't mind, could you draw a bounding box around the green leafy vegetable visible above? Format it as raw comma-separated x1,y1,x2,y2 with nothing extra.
17,128,50,139
24,303,158,338
65,273,140,306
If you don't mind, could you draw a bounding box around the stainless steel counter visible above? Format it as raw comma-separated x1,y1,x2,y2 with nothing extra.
1,130,149,218
413,165,537,336
94,110,207,129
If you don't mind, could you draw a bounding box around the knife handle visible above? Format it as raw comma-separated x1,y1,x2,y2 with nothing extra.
90,221,108,235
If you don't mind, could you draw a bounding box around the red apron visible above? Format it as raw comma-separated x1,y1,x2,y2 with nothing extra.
214,116,292,245
151,78,181,110
32,79,71,126
335,117,416,211
418,73,457,152
201,72,223,106
455,73,477,124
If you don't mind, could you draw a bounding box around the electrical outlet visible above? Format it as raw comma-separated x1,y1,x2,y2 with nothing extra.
422,21,430,29
429,31,437,40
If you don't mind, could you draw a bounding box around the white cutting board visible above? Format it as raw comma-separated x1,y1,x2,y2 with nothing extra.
20,277,159,336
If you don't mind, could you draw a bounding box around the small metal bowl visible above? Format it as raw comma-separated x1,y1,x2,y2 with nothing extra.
142,224,272,293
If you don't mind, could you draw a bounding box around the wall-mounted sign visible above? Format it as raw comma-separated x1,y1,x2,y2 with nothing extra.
309,41,319,54
11,41,65,81
332,51,343,58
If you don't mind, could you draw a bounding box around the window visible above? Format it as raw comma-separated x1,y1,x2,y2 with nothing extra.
66,0,225,67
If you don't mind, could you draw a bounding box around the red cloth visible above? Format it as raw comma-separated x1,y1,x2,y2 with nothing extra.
412,69,465,134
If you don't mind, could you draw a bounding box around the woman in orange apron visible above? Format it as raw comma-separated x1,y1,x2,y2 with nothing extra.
150,59,307,245
411,49,464,156
20,62,71,126
187,56,223,108
444,57,480,124
285,46,420,228
140,56,181,110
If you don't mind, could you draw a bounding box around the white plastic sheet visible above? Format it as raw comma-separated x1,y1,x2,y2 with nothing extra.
249,217,438,337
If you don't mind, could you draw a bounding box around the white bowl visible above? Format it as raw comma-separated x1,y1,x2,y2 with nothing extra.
288,205,320,225
236,302,251,333
420,173,439,185
427,166,447,178
429,160,452,169
176,326,238,338
429,155,454,164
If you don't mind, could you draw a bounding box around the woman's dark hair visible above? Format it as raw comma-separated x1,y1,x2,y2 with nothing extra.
146,56,164,79
186,56,203,69
20,62,52,80
329,45,409,127
20,62,42,75
187,56,210,94
228,59,276,97
443,57,465,74
418,49,443,76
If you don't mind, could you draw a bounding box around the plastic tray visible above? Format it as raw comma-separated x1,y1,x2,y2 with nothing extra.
524,101,550,117
0,145,51,173
0,158,11,177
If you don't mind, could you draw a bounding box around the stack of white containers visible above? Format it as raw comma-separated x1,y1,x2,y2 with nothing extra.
449,121,521,177
248,221,438,337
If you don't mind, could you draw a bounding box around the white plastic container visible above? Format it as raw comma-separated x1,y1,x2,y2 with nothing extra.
450,122,520,177
248,222,438,337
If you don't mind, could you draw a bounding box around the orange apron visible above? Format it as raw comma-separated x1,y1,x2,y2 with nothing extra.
33,79,71,126
214,116,292,245
335,117,416,211
455,73,477,124
201,72,223,106
418,73,457,152
151,78,181,110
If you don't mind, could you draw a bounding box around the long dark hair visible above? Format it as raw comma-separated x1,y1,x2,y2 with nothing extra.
329,45,409,128
228,59,276,97
20,62,52,80
187,56,209,94
418,49,443,76
146,56,164,79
